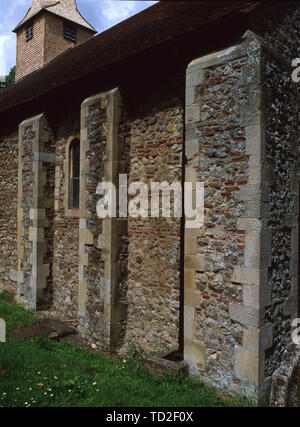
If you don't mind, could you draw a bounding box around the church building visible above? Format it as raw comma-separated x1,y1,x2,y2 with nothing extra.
0,0,299,401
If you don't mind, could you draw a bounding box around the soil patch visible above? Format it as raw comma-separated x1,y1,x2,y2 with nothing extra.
11,319,77,340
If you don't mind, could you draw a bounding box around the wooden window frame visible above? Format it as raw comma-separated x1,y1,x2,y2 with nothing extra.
26,22,34,42
64,136,81,217
69,139,80,209
63,23,77,43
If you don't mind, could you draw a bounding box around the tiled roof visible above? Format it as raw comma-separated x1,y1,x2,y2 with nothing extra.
13,0,96,33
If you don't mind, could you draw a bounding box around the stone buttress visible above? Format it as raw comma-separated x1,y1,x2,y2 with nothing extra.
78,89,127,351
184,30,299,400
12,114,55,309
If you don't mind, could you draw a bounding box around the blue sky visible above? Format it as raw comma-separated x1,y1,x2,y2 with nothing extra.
0,0,157,76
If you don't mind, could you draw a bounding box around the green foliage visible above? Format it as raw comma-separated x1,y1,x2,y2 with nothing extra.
258,388,271,407
0,293,253,407
0,291,39,333
128,342,144,361
0,66,15,91
5,66,15,87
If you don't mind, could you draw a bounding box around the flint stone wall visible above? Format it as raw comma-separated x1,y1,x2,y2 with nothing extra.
0,3,299,402
52,129,80,319
78,89,128,351
0,133,18,293
262,38,299,380
270,343,300,407
77,92,183,354
15,114,56,309
185,33,262,398
184,15,300,400
250,2,300,380
120,101,184,356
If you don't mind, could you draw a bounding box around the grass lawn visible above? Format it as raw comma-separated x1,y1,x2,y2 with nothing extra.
0,292,252,407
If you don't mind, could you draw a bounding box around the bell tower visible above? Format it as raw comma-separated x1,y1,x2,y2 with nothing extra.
13,0,96,81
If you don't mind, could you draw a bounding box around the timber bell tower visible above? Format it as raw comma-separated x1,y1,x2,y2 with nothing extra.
13,0,97,81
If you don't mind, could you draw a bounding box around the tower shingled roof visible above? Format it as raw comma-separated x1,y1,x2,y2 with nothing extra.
13,0,97,33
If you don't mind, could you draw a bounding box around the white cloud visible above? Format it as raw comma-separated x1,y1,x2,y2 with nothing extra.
96,1,157,31
0,0,29,32
101,1,136,23
0,35,13,76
